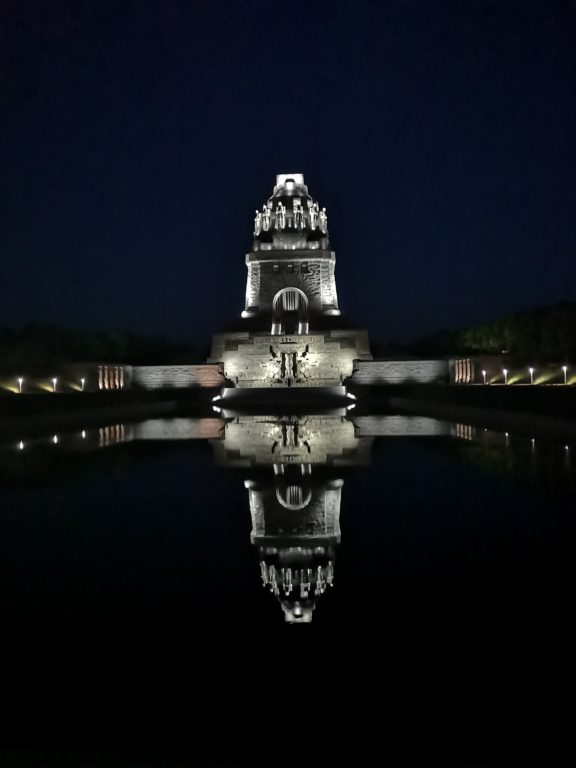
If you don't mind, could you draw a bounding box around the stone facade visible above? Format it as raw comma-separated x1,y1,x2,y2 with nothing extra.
208,173,370,393
244,251,338,317
132,364,224,390
348,359,449,385
210,330,372,388
243,173,340,320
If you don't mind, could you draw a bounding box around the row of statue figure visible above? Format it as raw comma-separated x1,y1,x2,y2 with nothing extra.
260,562,334,598
254,199,328,236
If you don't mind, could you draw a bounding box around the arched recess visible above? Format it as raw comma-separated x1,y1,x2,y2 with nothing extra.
276,484,313,510
272,287,309,334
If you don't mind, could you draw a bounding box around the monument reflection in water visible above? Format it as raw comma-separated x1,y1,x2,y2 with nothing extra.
2,410,454,624
211,413,373,623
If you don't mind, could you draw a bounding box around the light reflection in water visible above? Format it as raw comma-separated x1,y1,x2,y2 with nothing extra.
217,415,374,622
1,412,574,623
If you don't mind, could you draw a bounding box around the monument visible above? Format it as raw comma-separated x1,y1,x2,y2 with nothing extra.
130,172,449,392
209,174,372,401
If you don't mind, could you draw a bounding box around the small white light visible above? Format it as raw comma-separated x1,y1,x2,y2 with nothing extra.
562,365,568,384
18,440,24,450
81,430,86,439
482,370,487,384
17,377,24,393
212,395,222,402
52,435,58,444
347,393,357,400
503,368,508,384
565,445,569,451
528,367,535,384
52,377,58,392
212,405,221,413
505,432,509,437
81,378,85,391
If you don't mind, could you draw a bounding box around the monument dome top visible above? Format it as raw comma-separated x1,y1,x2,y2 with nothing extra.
273,173,308,196
252,173,329,247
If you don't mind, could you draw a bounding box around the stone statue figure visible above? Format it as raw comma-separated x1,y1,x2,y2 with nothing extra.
254,210,262,236
309,204,318,230
319,207,328,234
262,205,271,231
275,203,286,229
294,201,303,229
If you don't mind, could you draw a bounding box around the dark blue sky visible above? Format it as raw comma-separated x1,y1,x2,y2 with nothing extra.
1,0,575,344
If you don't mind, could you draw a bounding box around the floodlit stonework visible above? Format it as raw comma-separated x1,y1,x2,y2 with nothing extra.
124,172,452,393
209,173,372,393
245,173,339,319
132,364,224,389
210,330,371,388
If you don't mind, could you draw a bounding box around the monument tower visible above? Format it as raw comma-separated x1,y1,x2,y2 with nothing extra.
209,173,372,395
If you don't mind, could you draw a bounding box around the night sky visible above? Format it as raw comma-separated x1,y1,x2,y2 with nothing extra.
1,0,575,345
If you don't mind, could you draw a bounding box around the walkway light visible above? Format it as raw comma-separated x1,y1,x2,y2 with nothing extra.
81,378,85,391
17,377,23,393
81,430,86,439
562,365,568,384
52,377,57,393
18,440,24,451
529,367,534,385
52,435,58,444
503,368,508,385
482,370,487,384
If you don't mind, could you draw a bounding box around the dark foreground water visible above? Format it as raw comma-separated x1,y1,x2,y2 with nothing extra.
1,412,574,765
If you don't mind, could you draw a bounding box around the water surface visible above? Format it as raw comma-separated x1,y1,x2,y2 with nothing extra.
1,412,574,759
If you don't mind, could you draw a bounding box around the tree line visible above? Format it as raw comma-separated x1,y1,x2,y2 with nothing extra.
2,301,575,371
399,302,576,361
0,325,204,372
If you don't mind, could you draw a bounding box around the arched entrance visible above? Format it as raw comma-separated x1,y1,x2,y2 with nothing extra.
271,287,309,334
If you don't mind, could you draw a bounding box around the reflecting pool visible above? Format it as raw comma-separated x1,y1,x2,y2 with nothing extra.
1,410,574,758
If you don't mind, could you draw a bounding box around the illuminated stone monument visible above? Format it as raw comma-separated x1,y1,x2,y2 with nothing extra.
130,172,449,392
209,174,372,395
